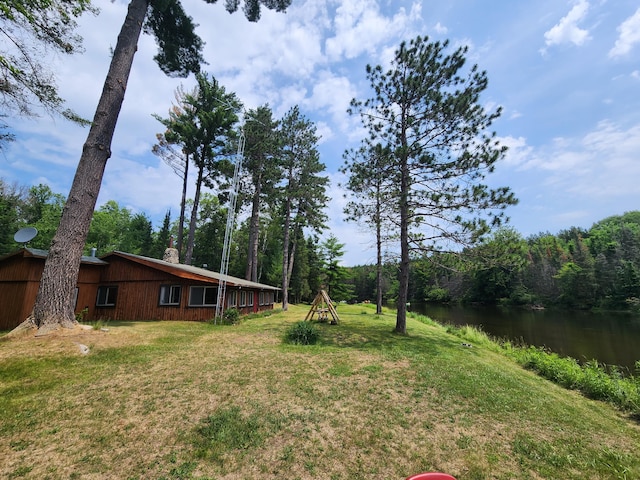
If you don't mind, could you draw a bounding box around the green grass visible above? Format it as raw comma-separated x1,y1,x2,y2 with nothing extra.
1,304,639,479
437,315,640,415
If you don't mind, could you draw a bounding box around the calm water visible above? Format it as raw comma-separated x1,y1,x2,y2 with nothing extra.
410,304,640,372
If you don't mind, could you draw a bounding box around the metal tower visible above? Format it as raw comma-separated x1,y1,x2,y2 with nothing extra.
215,128,245,321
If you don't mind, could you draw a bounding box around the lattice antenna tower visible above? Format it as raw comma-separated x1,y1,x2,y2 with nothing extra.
215,126,245,321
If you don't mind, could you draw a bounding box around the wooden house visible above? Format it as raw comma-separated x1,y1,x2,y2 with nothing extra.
0,248,108,330
0,248,279,330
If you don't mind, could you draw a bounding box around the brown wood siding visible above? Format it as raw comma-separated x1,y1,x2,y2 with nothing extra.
76,265,104,321
93,279,218,322
91,258,275,322
0,282,31,330
1,251,276,328
0,255,43,329
0,254,108,330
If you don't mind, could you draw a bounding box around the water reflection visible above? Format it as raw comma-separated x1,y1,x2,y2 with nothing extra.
410,304,640,372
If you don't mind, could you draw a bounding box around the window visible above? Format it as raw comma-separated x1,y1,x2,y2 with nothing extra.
248,292,254,307
240,291,246,307
96,286,118,307
159,285,181,306
227,290,237,308
259,291,265,306
189,286,217,307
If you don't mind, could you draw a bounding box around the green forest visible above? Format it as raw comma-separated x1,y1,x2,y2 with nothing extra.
3,179,639,312
349,211,640,312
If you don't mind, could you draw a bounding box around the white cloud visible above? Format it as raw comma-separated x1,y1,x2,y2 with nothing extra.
325,0,420,61
499,136,535,167
305,71,357,136
98,158,185,221
433,22,448,35
609,7,640,57
502,120,640,197
543,0,591,49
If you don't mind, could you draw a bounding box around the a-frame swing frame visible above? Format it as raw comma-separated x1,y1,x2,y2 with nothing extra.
305,289,340,324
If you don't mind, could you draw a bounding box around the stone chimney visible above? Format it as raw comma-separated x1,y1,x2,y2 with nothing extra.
163,236,179,264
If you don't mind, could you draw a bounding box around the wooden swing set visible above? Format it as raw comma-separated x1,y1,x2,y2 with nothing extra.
304,289,340,325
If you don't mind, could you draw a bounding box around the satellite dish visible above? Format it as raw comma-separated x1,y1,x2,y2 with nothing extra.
14,227,38,245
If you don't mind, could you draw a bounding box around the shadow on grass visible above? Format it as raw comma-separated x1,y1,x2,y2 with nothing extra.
314,313,473,360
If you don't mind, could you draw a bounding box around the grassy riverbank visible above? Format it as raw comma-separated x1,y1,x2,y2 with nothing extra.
1,304,639,479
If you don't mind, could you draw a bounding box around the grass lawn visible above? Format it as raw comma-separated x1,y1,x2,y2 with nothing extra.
1,303,639,479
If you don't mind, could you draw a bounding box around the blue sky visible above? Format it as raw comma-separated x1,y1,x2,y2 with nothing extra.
2,0,640,266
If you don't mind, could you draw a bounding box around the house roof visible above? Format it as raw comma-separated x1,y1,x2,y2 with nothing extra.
102,251,280,291
0,248,108,265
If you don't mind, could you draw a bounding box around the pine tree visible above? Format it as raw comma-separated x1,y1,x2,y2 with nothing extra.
348,36,517,333
23,0,291,333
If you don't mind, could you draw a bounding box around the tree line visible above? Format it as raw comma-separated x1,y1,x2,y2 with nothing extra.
347,212,640,313
0,178,352,306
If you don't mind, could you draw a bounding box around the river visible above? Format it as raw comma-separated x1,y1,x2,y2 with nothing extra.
408,303,640,373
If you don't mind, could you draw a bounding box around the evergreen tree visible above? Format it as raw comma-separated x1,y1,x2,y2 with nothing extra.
342,143,394,313
320,235,353,302
25,0,291,332
348,36,517,333
242,105,281,281
152,85,192,259
279,106,329,310
122,213,154,256
1,0,95,141
152,209,172,259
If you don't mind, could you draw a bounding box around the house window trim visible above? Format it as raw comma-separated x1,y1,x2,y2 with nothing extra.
248,292,254,307
96,285,118,307
239,290,246,307
159,284,182,306
227,290,237,308
188,285,218,307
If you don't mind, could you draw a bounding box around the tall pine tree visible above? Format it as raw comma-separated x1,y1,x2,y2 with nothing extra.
22,0,291,333
348,36,517,333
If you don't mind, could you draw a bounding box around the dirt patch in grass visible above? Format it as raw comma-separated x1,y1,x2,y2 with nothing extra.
0,322,166,360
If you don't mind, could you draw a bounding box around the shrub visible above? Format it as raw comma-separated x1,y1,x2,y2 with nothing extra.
286,321,319,345
222,308,240,325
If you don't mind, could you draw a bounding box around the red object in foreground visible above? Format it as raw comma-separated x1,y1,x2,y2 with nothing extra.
405,474,457,480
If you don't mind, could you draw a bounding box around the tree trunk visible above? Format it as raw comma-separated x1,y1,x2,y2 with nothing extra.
21,0,148,332
396,118,410,334
246,182,261,281
281,198,292,311
376,210,383,315
177,153,189,260
184,163,204,265
287,235,297,286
